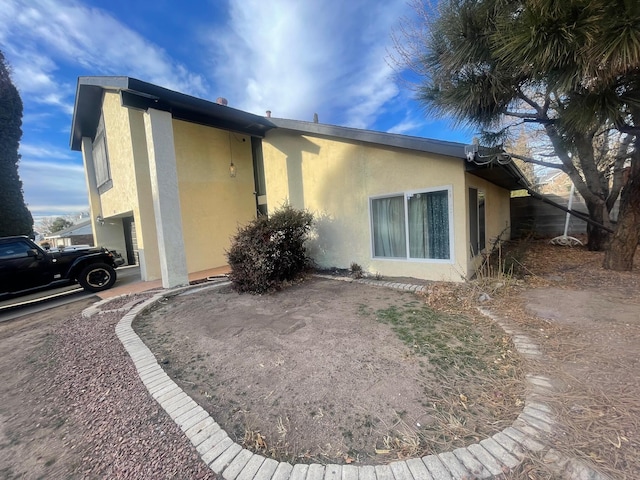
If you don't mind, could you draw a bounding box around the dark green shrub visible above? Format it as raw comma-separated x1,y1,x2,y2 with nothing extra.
226,206,314,293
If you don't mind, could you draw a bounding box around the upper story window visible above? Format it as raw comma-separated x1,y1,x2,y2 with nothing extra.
370,187,453,261
93,113,112,193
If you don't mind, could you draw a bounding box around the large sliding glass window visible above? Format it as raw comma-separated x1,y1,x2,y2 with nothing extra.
371,187,452,261
371,195,406,258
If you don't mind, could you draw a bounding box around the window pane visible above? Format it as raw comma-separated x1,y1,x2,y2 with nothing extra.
478,191,486,251
93,134,110,186
469,188,486,256
372,196,406,258
408,190,449,259
93,114,111,188
408,193,428,258
0,241,32,258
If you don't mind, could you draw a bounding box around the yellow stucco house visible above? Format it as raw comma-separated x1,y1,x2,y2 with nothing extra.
70,77,527,287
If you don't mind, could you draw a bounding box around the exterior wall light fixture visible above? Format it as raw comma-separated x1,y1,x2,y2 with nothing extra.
96,215,105,226
228,131,237,177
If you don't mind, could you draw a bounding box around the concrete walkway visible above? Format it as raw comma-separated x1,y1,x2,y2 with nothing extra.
96,265,231,299
84,276,611,480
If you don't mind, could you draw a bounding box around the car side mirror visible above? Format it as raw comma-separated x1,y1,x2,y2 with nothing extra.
27,249,41,258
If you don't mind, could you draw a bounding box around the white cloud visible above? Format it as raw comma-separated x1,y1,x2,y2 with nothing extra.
19,143,75,160
0,0,208,112
387,118,426,135
207,0,409,128
18,160,88,216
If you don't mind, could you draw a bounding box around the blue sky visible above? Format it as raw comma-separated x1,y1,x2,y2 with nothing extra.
1,0,474,222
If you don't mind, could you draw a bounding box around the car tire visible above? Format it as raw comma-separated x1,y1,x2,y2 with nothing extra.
77,263,117,292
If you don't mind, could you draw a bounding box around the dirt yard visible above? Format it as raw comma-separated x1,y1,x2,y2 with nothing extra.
490,241,640,479
0,239,638,479
134,279,524,465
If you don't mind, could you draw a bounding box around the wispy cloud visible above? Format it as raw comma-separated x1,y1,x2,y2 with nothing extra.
19,160,88,216
387,118,427,135
207,0,408,128
19,143,76,160
0,0,208,113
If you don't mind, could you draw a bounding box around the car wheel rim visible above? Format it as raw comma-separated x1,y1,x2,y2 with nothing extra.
87,268,111,288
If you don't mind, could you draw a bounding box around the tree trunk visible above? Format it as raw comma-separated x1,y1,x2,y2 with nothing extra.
603,160,640,270
584,200,610,251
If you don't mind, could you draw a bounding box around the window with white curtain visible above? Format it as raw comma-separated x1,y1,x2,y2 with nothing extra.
370,187,452,261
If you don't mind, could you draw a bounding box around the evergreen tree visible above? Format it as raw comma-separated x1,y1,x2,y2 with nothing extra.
0,50,33,237
396,0,640,270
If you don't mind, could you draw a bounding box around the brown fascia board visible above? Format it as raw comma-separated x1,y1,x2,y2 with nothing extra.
269,117,529,190
70,76,276,151
70,77,129,151
268,117,468,158
69,77,527,190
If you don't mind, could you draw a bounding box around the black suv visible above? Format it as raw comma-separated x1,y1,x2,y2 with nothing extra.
0,236,124,299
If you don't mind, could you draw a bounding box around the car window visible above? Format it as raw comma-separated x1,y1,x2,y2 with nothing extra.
0,241,33,259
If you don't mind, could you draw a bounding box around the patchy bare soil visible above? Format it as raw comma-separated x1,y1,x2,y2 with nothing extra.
134,278,524,465
1,239,638,479
489,240,640,480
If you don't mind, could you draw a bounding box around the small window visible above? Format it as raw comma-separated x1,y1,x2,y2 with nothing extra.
371,188,452,261
93,113,112,193
469,188,486,256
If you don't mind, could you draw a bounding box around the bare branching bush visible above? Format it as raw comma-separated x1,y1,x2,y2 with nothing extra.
227,206,314,293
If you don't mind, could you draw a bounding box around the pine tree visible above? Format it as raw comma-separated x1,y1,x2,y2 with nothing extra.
0,50,33,237
397,0,640,269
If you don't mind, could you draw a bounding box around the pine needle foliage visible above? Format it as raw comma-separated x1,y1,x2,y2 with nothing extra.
0,50,33,237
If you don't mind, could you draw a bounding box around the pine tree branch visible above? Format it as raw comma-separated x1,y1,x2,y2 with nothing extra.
509,153,565,170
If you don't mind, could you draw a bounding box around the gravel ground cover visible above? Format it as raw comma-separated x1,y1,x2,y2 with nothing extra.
1,239,638,479
0,299,217,479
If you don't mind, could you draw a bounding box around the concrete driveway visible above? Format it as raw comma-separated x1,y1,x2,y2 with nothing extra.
0,265,142,322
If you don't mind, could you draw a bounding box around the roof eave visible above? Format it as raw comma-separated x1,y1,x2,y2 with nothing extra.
268,118,467,158
70,76,277,151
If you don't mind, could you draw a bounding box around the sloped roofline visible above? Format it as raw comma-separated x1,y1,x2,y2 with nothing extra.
269,118,468,158
69,76,528,190
43,218,92,238
269,118,529,190
70,76,277,151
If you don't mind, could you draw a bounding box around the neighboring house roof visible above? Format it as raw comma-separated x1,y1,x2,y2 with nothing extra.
538,170,564,185
70,76,528,190
44,219,92,239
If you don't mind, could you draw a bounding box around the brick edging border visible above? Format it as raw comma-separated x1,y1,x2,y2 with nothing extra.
87,277,610,480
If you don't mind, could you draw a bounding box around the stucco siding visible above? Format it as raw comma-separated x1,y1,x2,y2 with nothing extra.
90,94,162,280
262,130,469,282
88,92,135,258
465,173,512,277
173,120,256,273
99,92,139,218
126,109,162,280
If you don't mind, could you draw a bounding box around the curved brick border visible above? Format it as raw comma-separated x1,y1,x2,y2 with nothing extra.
86,277,610,480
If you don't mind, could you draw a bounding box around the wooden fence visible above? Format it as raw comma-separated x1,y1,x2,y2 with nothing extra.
511,194,588,238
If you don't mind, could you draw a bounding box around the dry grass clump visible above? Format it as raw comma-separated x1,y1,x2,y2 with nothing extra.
458,239,640,480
